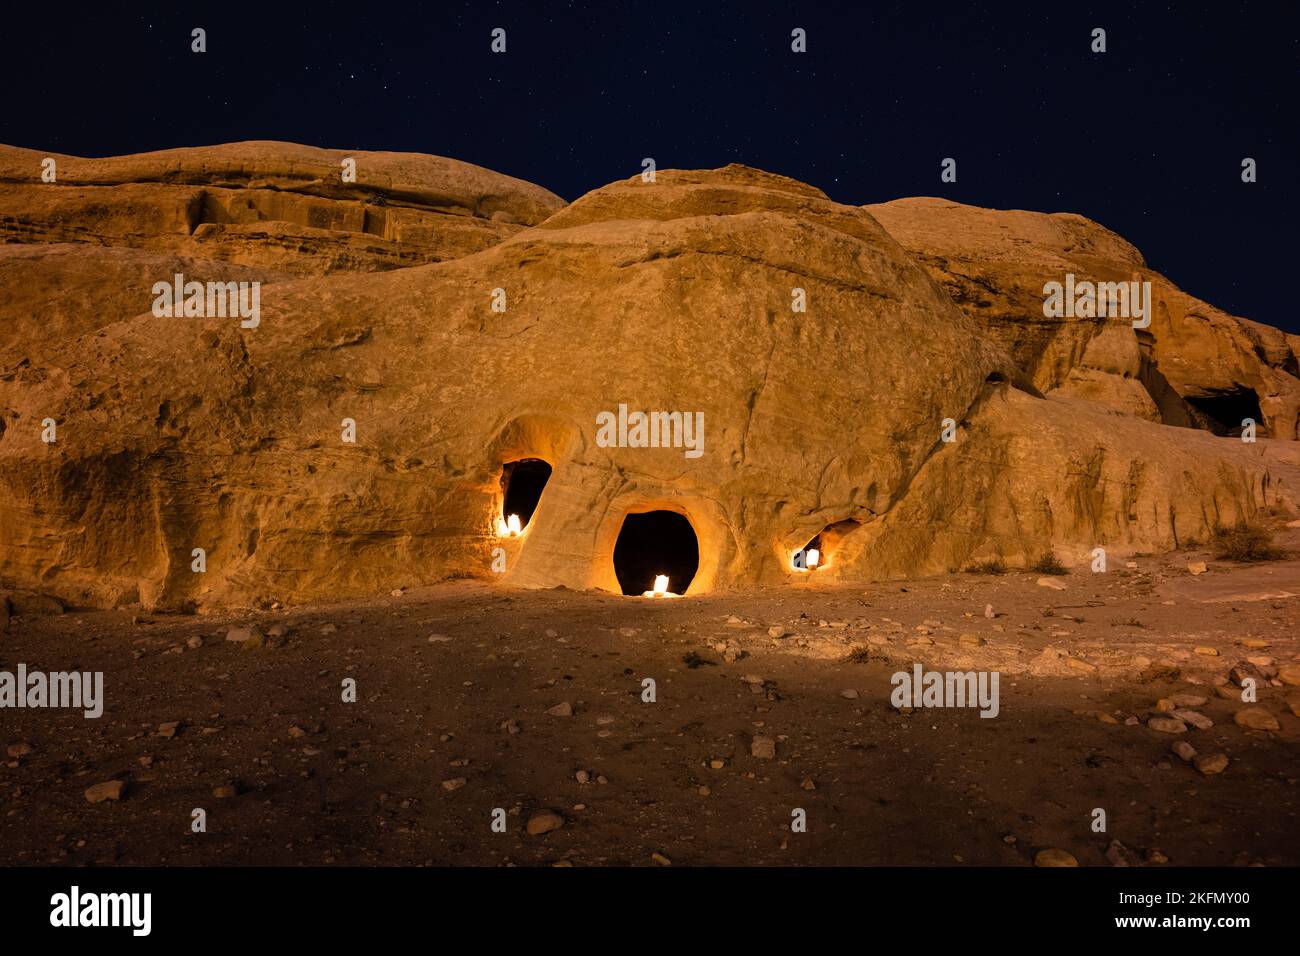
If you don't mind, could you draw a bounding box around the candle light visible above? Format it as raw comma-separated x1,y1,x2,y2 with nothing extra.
506,513,522,535
641,574,679,598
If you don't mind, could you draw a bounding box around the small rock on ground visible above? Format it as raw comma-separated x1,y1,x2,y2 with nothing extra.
526,810,564,836
84,780,126,804
1034,848,1078,867
1233,707,1279,732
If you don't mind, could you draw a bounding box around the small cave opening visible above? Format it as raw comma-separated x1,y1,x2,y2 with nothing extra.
1185,388,1265,437
612,511,700,597
790,518,864,573
499,458,552,533
792,533,824,571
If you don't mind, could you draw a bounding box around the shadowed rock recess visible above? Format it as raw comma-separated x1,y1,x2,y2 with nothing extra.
1,143,1298,610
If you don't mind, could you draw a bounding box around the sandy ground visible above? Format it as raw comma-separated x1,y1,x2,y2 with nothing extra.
2,536,1299,867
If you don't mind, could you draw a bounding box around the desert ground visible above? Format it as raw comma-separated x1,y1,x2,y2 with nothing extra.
2,529,1298,868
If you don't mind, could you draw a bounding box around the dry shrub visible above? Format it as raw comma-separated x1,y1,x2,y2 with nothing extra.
1212,521,1284,562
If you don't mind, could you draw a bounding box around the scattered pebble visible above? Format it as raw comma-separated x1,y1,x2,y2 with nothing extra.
1172,710,1213,730
84,780,126,804
1194,753,1229,776
1034,848,1078,867
526,810,564,836
1233,707,1280,732
225,626,264,647
1148,716,1188,734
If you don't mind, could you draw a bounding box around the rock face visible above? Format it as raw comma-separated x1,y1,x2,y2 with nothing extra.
0,141,566,359
0,141,565,269
865,197,1300,439
0,146,1297,609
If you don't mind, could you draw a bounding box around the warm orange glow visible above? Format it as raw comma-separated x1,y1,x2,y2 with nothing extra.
641,574,680,598
792,546,822,572
496,513,525,538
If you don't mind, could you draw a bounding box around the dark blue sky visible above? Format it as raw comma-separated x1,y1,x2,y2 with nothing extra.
5,1,1296,331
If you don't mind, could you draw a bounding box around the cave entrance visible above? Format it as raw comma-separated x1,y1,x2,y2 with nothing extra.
612,510,700,596
1185,388,1264,436
790,518,863,573
792,533,824,571
499,458,551,533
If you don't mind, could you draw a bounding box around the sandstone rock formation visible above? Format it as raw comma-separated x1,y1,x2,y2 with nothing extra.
0,141,564,268
0,145,1297,609
866,197,1300,439
0,142,565,358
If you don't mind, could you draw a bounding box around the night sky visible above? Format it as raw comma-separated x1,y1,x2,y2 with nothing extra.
4,1,1296,332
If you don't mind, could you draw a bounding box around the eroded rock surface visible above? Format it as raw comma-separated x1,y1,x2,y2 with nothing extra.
0,141,565,269
0,149,1297,609
866,197,1300,439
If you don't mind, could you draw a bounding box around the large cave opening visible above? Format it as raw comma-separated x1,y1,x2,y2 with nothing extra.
1184,388,1264,436
612,510,700,596
499,458,552,531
